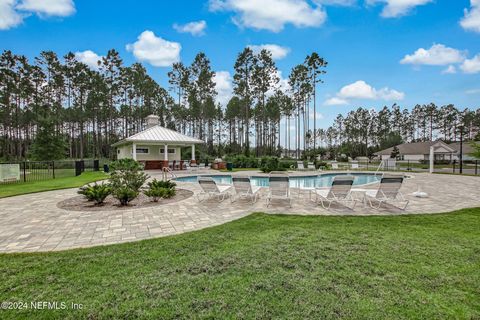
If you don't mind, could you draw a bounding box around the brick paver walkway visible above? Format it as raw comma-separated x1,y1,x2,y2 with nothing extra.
1,171,479,253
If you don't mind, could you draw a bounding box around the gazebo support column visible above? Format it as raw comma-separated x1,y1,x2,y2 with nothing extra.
132,143,137,161
191,144,196,165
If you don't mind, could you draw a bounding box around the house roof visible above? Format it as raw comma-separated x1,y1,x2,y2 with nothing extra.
375,141,455,156
448,142,476,155
112,125,204,147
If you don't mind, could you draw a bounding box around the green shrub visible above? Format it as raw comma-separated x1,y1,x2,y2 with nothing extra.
278,160,296,170
77,183,111,205
109,159,148,205
260,156,283,173
143,179,177,202
144,187,163,202
316,161,328,169
113,187,138,206
147,179,176,189
225,155,259,168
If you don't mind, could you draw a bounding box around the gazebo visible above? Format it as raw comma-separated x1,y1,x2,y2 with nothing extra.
112,115,203,170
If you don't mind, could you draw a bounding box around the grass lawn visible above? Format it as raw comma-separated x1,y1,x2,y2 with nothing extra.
1,209,479,319
0,171,108,198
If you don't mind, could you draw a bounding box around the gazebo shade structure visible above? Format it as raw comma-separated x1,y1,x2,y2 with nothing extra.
112,115,203,170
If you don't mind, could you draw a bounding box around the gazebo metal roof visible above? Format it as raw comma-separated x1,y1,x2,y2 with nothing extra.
112,125,203,147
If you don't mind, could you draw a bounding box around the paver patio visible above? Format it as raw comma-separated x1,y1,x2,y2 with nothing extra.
0,171,479,253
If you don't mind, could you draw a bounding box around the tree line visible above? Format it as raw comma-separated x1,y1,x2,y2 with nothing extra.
318,104,480,159
0,48,478,161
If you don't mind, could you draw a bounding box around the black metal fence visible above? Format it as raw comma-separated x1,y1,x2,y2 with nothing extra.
0,159,103,184
329,160,480,175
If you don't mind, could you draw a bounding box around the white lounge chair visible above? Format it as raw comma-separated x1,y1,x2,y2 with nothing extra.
365,174,409,210
266,174,292,207
231,176,261,203
297,161,306,171
307,162,316,171
331,162,339,170
189,162,199,171
197,177,232,201
313,176,356,209
198,163,209,170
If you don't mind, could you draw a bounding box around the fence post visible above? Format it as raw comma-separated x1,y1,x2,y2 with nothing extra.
23,161,26,182
452,160,456,174
94,159,99,171
476,160,478,175
52,161,55,179
75,161,82,176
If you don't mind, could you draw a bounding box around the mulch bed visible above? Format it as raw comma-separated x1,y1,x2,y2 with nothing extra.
57,188,194,212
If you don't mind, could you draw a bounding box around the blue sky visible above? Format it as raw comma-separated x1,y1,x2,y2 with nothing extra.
1,0,480,130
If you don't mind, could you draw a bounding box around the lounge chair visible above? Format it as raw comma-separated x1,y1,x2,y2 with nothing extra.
266,174,292,207
198,163,208,170
197,177,232,201
312,176,356,209
307,162,316,171
365,174,409,210
231,176,261,203
331,162,339,170
297,161,306,171
190,162,199,171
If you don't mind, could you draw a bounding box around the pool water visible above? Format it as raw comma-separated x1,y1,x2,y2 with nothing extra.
175,173,381,188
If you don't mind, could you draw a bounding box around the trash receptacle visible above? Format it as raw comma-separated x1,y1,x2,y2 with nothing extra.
227,162,233,171
103,164,109,173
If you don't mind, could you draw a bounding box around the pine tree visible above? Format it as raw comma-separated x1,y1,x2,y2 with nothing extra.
29,116,67,160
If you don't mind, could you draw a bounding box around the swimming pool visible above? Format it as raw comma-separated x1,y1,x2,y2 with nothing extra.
175,173,381,188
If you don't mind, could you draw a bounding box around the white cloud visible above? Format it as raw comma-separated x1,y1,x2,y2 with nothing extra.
325,97,349,106
0,0,23,30
460,54,480,74
441,65,457,74
338,80,378,99
314,0,356,6
326,80,405,105
248,44,291,60
266,70,290,97
173,20,207,36
209,0,326,32
0,0,75,30
367,0,432,18
400,44,466,66
460,0,480,33
126,30,181,67
74,50,102,70
465,88,480,94
17,0,75,17
215,71,233,105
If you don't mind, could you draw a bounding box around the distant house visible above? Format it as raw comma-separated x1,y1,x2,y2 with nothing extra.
374,141,478,162
112,115,203,169
448,142,478,161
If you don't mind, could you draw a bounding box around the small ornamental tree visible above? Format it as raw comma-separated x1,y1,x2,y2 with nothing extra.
109,159,149,205
390,145,400,159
